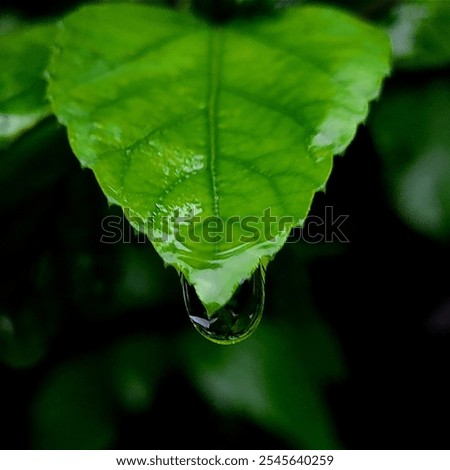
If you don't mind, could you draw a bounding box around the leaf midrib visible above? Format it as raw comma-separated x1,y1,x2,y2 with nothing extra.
207,27,222,221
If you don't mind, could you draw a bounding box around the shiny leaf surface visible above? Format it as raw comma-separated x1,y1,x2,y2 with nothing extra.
48,4,390,311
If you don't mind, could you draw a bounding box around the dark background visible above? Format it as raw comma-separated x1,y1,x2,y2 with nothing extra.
1,0,449,450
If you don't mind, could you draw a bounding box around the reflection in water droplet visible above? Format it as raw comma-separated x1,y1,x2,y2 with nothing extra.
180,266,265,345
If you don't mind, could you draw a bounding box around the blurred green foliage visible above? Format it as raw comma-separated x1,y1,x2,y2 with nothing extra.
181,298,345,448
0,22,54,147
32,357,117,449
387,0,450,70
370,80,450,240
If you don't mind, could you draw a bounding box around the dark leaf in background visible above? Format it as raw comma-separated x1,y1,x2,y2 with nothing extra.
0,21,54,147
32,358,117,449
388,0,450,70
107,335,167,413
370,80,450,240
182,322,343,449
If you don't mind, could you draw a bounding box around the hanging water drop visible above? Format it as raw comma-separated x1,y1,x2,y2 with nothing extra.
180,266,265,345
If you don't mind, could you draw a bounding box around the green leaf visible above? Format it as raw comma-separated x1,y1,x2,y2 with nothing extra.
114,244,175,311
388,0,450,70
107,335,166,413
0,22,54,146
0,309,48,368
32,358,116,449
181,320,343,448
48,4,390,311
0,119,68,210
370,80,450,240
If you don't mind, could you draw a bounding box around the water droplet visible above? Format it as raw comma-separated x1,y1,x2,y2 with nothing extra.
180,266,265,345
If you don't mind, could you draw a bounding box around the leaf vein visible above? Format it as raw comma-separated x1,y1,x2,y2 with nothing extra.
112,110,204,194
223,86,308,132
221,154,290,215
206,28,222,220
232,29,360,110
66,29,199,88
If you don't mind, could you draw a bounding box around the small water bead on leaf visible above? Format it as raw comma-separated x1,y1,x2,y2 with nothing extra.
181,266,266,345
